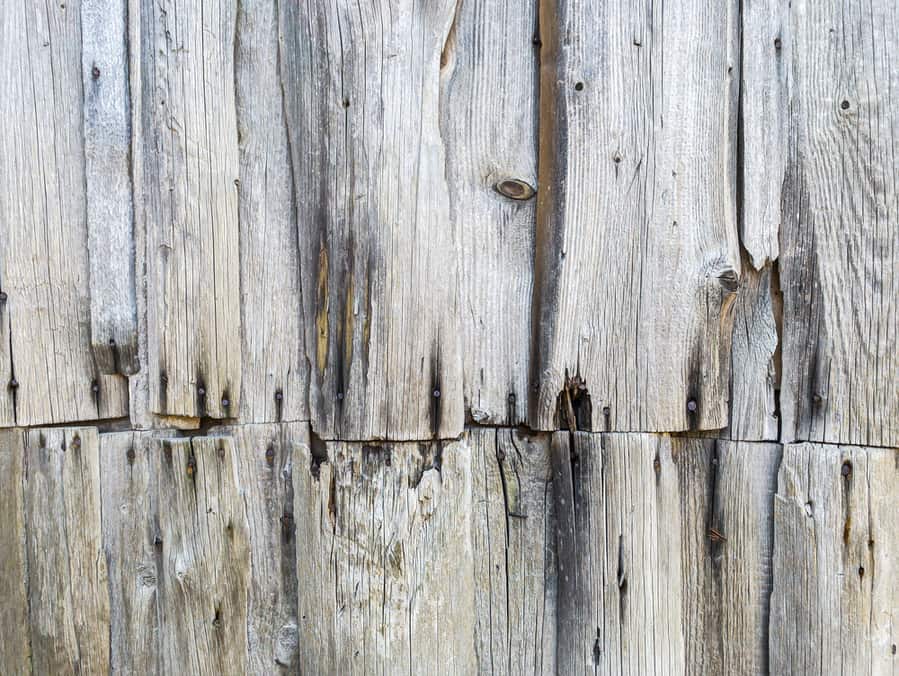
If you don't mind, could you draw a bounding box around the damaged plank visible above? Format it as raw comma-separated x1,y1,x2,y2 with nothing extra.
81,0,140,375
531,0,742,433
770,442,898,674
0,0,129,426
0,430,30,674
293,436,477,673
138,0,242,419
779,0,898,446
442,0,539,426
279,0,464,440
470,428,556,674
234,0,308,424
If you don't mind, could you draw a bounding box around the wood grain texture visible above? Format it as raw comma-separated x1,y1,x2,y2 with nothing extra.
139,0,242,419
771,442,898,674
23,428,110,676
531,0,742,433
779,0,898,447
442,0,538,427
551,432,779,675
470,428,556,675
0,0,129,427
81,0,140,375
294,436,477,674
740,0,789,268
280,0,464,440
235,0,308,424
0,430,30,675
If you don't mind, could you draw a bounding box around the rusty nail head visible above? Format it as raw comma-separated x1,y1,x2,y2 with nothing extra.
275,389,283,401
91,65,100,79
91,381,100,393
841,461,852,477
221,397,230,407
9,378,18,389
265,446,275,466
433,389,441,398
687,399,697,413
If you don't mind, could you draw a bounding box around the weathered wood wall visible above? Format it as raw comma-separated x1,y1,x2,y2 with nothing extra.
0,0,895,674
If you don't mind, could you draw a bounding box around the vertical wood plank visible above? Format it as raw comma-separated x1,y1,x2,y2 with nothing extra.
532,0,741,433
280,0,464,440
0,0,129,426
81,0,140,375
780,0,898,446
0,286,13,426
139,0,242,419
470,428,556,675
23,428,110,675
443,0,538,426
235,0,308,424
770,442,898,674
294,437,477,673
0,429,30,674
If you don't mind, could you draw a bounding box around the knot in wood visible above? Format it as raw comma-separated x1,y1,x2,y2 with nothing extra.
494,178,535,201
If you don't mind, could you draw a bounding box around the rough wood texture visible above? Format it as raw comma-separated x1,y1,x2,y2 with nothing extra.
740,0,789,268
531,0,741,433
82,0,140,375
470,428,556,674
294,436,477,673
280,0,464,440
551,432,779,674
771,442,898,674
235,0,308,424
0,1,129,427
23,428,110,675
0,430,30,674
443,0,538,427
139,0,242,419
779,0,898,447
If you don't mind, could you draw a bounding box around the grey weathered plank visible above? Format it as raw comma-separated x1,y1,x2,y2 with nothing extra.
779,0,898,447
770,442,898,674
0,0,129,426
531,0,741,433
470,428,556,675
23,428,110,675
279,0,464,440
81,0,140,375
740,0,789,269
154,435,250,675
551,432,779,674
138,0,242,419
442,0,538,426
294,436,477,674
0,430,30,674
234,0,308,424
0,293,13,427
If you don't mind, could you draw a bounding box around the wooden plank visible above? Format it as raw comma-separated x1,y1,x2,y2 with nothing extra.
139,0,242,419
771,442,898,674
779,0,898,447
0,430,30,674
23,428,110,675
234,0,308,424
0,286,13,426
531,0,741,433
81,0,140,375
279,0,464,440
0,1,129,426
442,0,538,426
154,435,250,675
469,428,556,674
294,436,477,673
740,0,789,268
550,432,779,674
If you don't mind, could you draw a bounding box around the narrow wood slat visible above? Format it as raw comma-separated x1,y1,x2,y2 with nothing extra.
0,430,30,674
532,0,741,433
280,0,464,440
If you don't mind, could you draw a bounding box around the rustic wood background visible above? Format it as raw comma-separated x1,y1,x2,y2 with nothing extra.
0,0,896,674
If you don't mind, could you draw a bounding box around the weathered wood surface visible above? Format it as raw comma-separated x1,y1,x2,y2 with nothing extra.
771,442,898,674
82,0,140,375
0,430,30,675
531,0,741,433
138,0,242,420
470,428,556,674
280,0,464,440
779,0,898,447
443,0,538,427
294,436,477,673
0,0,129,427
